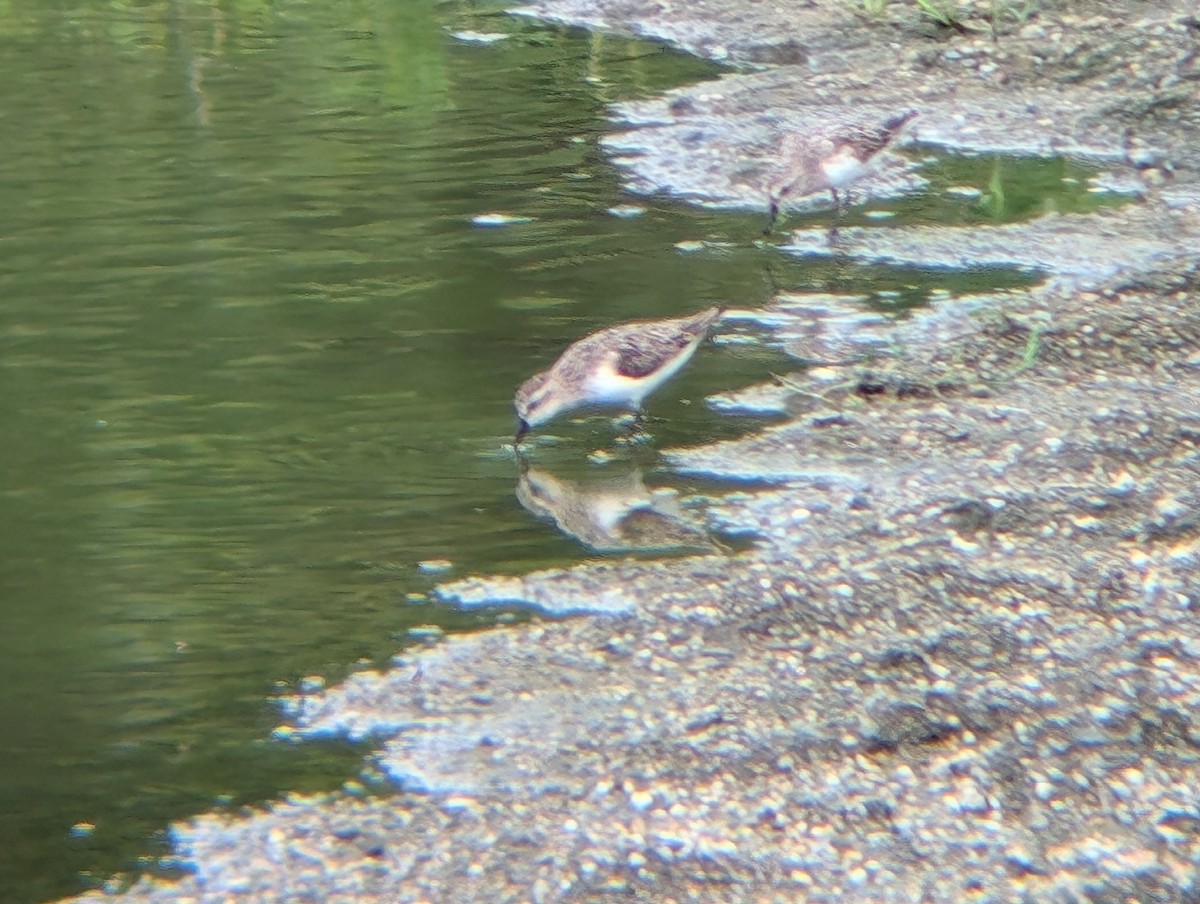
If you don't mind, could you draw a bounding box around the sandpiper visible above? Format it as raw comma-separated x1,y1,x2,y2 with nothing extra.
513,306,724,444
765,110,917,234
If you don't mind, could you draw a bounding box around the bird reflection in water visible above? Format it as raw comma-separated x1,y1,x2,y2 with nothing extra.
516,462,717,554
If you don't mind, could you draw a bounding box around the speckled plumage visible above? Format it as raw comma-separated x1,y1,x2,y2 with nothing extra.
766,110,917,232
514,306,724,442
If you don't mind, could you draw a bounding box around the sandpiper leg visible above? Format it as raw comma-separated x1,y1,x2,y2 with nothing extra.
514,418,530,448
612,409,648,445
763,197,780,235
828,187,843,245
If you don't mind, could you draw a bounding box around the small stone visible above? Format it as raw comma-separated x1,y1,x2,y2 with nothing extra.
629,789,655,811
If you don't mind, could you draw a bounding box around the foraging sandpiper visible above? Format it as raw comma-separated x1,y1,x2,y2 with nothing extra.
765,110,917,234
513,306,724,444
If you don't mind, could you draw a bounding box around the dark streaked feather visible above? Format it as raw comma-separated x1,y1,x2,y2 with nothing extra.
842,109,918,162
614,328,696,378
611,309,720,378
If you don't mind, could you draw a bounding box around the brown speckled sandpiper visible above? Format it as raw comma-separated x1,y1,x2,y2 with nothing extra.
766,109,917,234
513,306,724,444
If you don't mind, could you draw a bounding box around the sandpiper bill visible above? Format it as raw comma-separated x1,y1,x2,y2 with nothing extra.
513,306,724,444
765,109,917,234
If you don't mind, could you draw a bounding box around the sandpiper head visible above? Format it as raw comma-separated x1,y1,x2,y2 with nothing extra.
513,370,568,441
884,109,919,134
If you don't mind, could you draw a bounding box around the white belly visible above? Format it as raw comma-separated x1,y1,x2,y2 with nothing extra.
587,335,703,408
584,368,650,407
821,148,867,188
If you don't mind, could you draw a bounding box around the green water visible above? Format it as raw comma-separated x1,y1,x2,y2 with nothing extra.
0,2,1125,901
